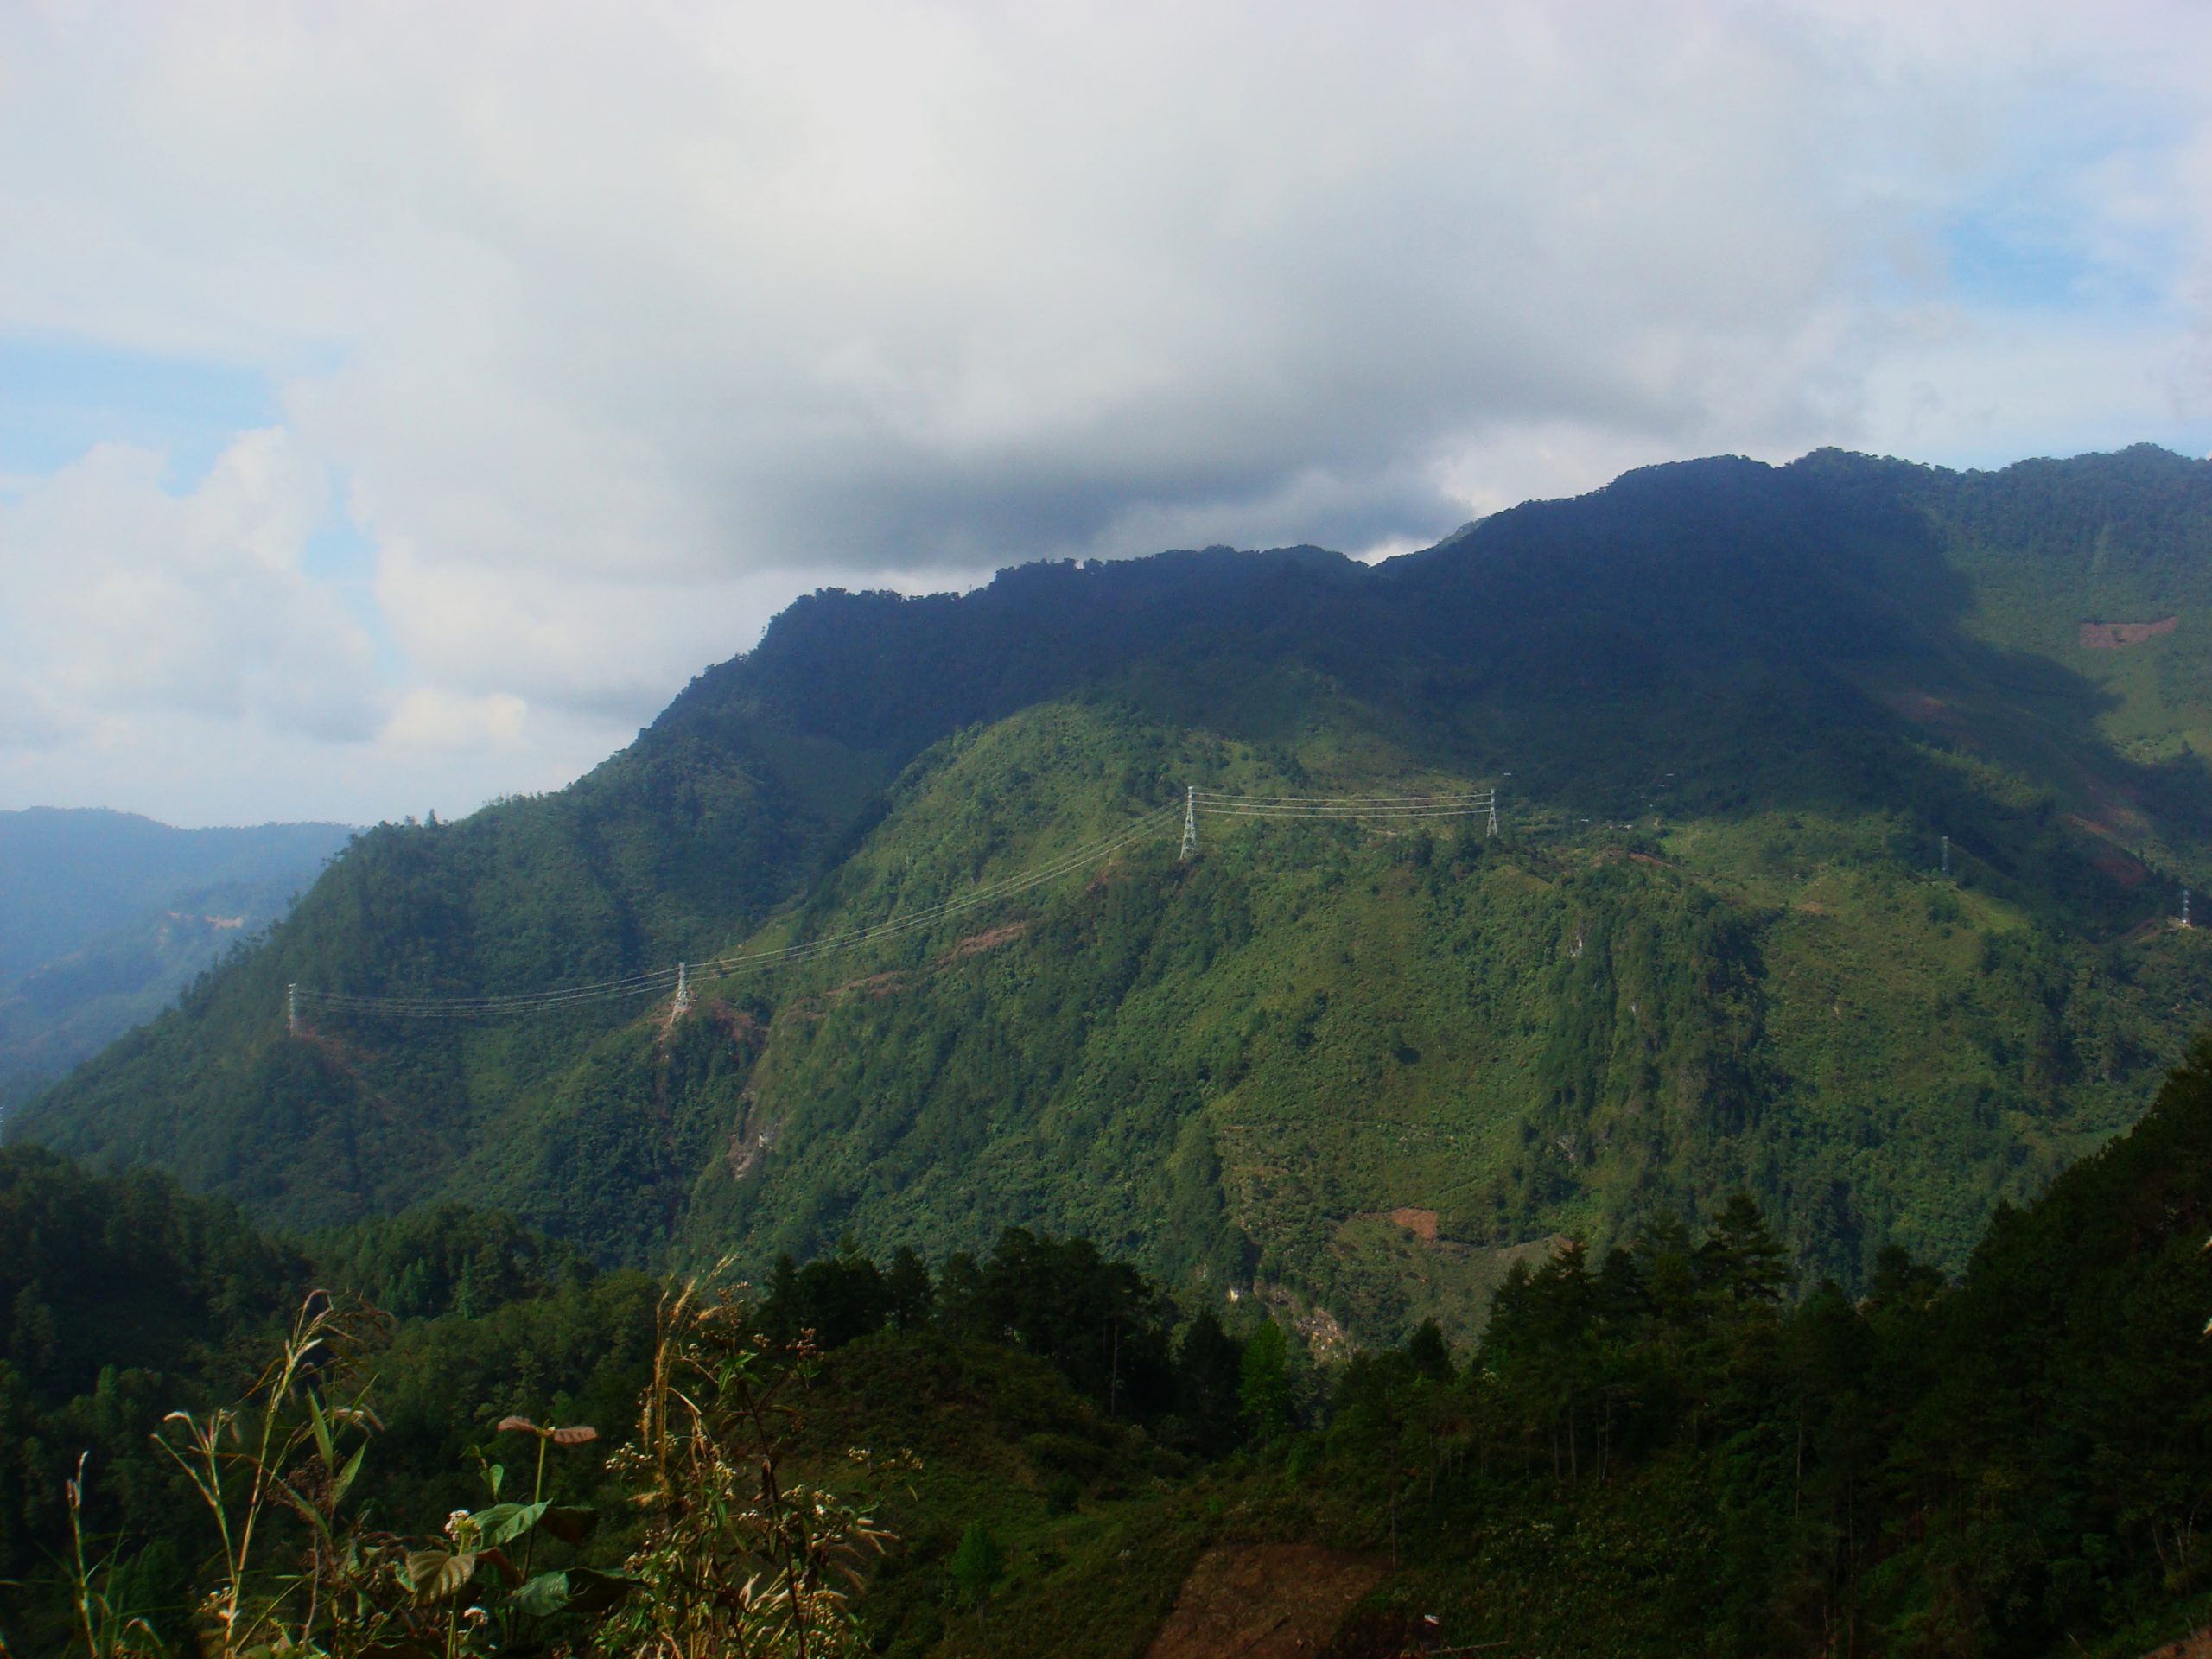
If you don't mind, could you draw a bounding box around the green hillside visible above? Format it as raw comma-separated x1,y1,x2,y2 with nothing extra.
15,445,2212,1343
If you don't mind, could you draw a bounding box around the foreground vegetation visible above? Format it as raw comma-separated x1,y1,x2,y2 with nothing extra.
11,1030,2212,1655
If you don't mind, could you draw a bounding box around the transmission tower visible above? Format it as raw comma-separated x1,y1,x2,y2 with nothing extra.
672,962,693,1017
1179,785,1198,861
2184,889,2194,931
1487,788,1499,838
287,982,298,1035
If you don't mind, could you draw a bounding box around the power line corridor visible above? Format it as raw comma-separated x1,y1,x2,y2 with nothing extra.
287,785,1503,1028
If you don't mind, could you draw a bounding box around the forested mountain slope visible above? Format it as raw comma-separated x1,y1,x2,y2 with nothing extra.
16,446,2212,1342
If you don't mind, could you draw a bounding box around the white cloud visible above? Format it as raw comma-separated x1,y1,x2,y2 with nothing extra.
0,1,2209,822
381,688,529,752
0,432,377,740
367,539,831,720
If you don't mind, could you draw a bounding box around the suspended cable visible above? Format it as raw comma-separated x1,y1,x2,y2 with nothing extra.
1197,804,1492,818
289,779,1541,1026
1193,785,1494,820
295,974,683,1015
294,803,1179,1020
687,805,1179,982
1191,790,1493,806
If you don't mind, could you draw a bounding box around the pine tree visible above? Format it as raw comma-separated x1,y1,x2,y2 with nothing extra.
761,1254,801,1343
1698,1194,1790,1305
1406,1318,1454,1382
886,1245,934,1331
949,1521,1007,1626
1238,1319,1295,1441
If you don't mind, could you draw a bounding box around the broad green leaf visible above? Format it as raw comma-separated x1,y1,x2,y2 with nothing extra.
470,1500,549,1548
477,1545,522,1586
537,1503,598,1545
511,1570,572,1618
402,1548,477,1604
514,1566,641,1618
306,1390,335,1468
332,1440,368,1507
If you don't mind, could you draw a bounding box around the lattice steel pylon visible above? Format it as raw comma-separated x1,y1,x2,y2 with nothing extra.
672,961,693,1016
1179,785,1198,861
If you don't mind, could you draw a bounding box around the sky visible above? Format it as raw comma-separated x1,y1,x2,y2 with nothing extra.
3,2,2210,828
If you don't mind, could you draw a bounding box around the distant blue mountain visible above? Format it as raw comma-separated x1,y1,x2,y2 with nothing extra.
0,809,353,1109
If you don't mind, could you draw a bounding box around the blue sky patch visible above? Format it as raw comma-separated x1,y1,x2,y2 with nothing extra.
0,334,281,485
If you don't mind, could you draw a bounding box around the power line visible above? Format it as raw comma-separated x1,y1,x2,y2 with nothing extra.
295,804,1179,1020
1193,787,1495,822
685,805,1180,979
289,781,1514,1025
1197,804,1493,819
1191,789,1496,805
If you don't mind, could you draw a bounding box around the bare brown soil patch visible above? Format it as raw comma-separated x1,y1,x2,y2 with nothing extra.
2088,842,2150,887
1388,1206,1439,1241
829,969,909,1000
2139,1628,2212,1659
760,918,1027,1022
940,920,1027,959
295,1025,372,1068
1891,688,1978,746
2056,806,2155,885
1145,1544,1386,1659
704,1003,766,1046
726,1090,779,1181
1084,850,1145,893
2081,616,2177,649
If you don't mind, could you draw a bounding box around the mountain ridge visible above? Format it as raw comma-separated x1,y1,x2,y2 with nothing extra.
14,443,2212,1342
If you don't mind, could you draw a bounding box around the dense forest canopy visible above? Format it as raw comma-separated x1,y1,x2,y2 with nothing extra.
10,1029,2212,1654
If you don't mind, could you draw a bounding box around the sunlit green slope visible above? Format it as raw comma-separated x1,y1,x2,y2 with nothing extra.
17,445,2212,1341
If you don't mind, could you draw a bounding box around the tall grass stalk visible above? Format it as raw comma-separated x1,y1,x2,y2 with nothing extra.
60,1454,161,1657
153,1292,386,1656
594,1268,896,1659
